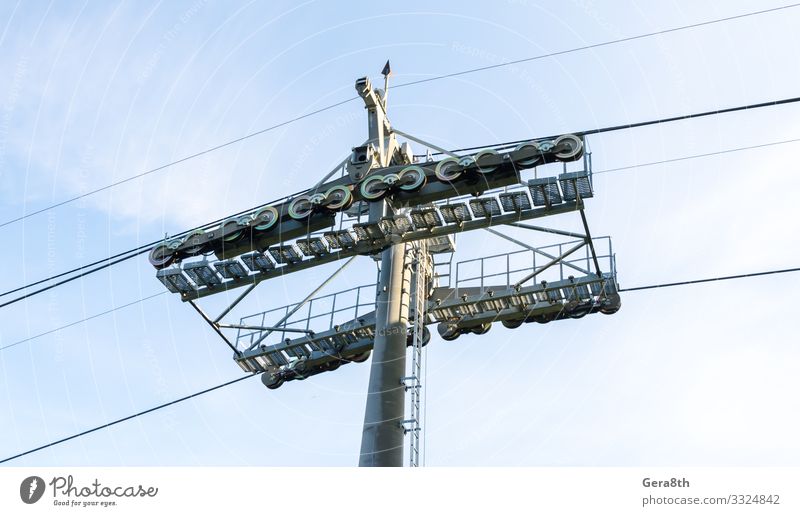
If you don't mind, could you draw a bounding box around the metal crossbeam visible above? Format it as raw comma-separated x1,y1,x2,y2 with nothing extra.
178,201,583,301
483,227,592,276
513,241,588,289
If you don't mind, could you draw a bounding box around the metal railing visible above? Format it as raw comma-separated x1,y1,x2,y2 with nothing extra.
452,237,615,291
235,282,378,352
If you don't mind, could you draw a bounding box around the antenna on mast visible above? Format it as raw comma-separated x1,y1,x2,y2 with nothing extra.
381,60,392,107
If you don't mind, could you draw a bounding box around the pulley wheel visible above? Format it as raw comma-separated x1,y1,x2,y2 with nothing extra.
554,134,583,160
323,185,353,211
183,229,207,256
471,322,492,334
261,373,284,390
360,175,387,201
148,244,176,269
350,351,371,363
252,206,279,231
434,157,464,182
398,165,427,191
474,149,501,174
513,141,542,167
221,218,246,243
288,196,314,219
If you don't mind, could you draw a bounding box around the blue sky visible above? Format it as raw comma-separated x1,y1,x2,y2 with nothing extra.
1,0,799,466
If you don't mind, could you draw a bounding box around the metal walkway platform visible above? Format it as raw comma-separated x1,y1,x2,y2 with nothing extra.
232,236,618,387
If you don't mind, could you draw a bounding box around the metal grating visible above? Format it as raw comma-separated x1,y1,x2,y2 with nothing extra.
527,177,563,206
498,191,532,212
268,244,303,264
558,171,593,201
241,251,275,272
468,197,502,218
439,203,472,224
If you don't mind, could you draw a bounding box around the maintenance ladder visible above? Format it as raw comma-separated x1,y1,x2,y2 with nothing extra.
402,242,430,467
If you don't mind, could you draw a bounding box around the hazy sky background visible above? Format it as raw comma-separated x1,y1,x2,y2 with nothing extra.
1,0,799,466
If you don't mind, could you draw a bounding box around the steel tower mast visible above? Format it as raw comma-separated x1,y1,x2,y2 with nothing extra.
358,64,410,467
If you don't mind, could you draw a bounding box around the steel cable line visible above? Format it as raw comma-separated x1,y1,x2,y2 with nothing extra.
0,189,313,303
3,2,798,229
4,96,800,308
618,267,800,292
0,374,257,465
0,251,153,309
1,243,160,298
393,3,800,91
420,95,800,157
0,291,165,352
592,137,800,174
0,97,358,229
3,264,799,464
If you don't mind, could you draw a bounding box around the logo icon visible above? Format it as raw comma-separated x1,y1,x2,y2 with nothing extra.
20,476,45,504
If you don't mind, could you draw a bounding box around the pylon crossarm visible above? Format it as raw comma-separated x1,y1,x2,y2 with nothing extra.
177,200,583,301
150,133,584,274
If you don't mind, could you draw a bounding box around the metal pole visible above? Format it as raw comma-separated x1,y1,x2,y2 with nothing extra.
578,208,603,276
358,71,409,467
359,239,409,466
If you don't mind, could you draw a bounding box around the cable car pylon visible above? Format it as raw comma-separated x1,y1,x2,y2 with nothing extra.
148,63,621,467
